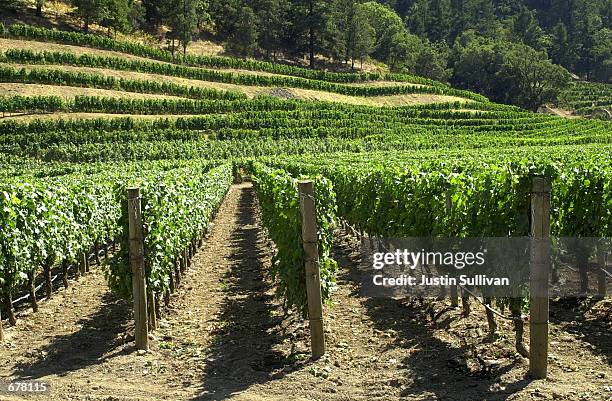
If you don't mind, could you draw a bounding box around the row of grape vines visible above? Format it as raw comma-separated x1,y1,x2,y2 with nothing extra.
246,145,610,349
249,162,338,315
558,81,612,116
0,159,232,327
0,64,245,100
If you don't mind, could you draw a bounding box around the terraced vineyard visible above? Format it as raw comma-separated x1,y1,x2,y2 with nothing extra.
558,81,612,117
0,23,611,401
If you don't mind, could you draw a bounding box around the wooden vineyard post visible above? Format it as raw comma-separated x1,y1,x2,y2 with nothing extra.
62,260,69,289
79,252,87,276
128,188,149,351
445,191,459,308
43,261,52,300
298,181,326,359
529,177,551,379
148,290,158,331
597,244,607,299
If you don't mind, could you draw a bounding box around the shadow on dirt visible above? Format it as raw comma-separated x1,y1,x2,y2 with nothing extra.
14,292,131,379
333,232,531,401
192,185,298,401
549,297,612,365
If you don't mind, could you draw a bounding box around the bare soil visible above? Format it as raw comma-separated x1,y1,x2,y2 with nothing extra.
1,183,610,401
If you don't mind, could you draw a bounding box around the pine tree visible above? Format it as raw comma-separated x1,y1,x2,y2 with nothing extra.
70,0,106,32
407,0,428,37
513,6,543,50
142,0,165,29
349,4,375,68
226,5,259,57
591,28,612,82
550,22,577,70
335,0,355,63
100,0,132,36
427,0,452,42
35,0,45,17
167,0,203,56
570,0,603,78
254,0,290,59
289,0,332,68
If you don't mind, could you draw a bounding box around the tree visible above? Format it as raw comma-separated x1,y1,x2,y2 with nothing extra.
427,0,452,43
549,22,577,70
209,0,241,38
348,4,375,68
2,0,25,11
512,6,544,50
167,0,203,56
494,0,523,19
127,0,145,31
463,0,496,37
360,1,405,63
453,36,570,110
253,0,290,59
289,0,333,68
70,0,106,32
387,31,423,72
334,0,355,64
591,28,612,82
406,0,428,37
142,0,165,30
569,0,603,79
414,41,451,81
100,0,132,36
35,0,45,17
226,5,259,57
497,45,570,110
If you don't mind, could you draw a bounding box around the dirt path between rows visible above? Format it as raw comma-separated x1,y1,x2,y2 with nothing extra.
1,183,610,401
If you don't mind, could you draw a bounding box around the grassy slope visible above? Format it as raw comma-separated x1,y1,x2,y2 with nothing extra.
0,82,183,100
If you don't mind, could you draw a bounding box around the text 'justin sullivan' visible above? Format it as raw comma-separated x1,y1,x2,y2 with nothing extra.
372,274,510,287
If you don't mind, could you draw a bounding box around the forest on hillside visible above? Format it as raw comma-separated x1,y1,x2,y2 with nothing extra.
1,0,611,110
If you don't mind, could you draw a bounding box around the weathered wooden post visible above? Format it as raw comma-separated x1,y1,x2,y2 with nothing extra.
62,260,69,289
79,252,87,276
529,177,551,379
445,191,459,308
148,289,158,331
128,188,149,351
298,181,325,359
27,270,38,312
43,259,52,300
0,307,4,342
75,258,80,280
597,243,607,298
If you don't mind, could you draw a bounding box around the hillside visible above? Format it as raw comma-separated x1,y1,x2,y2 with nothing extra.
557,81,612,118
0,22,611,401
